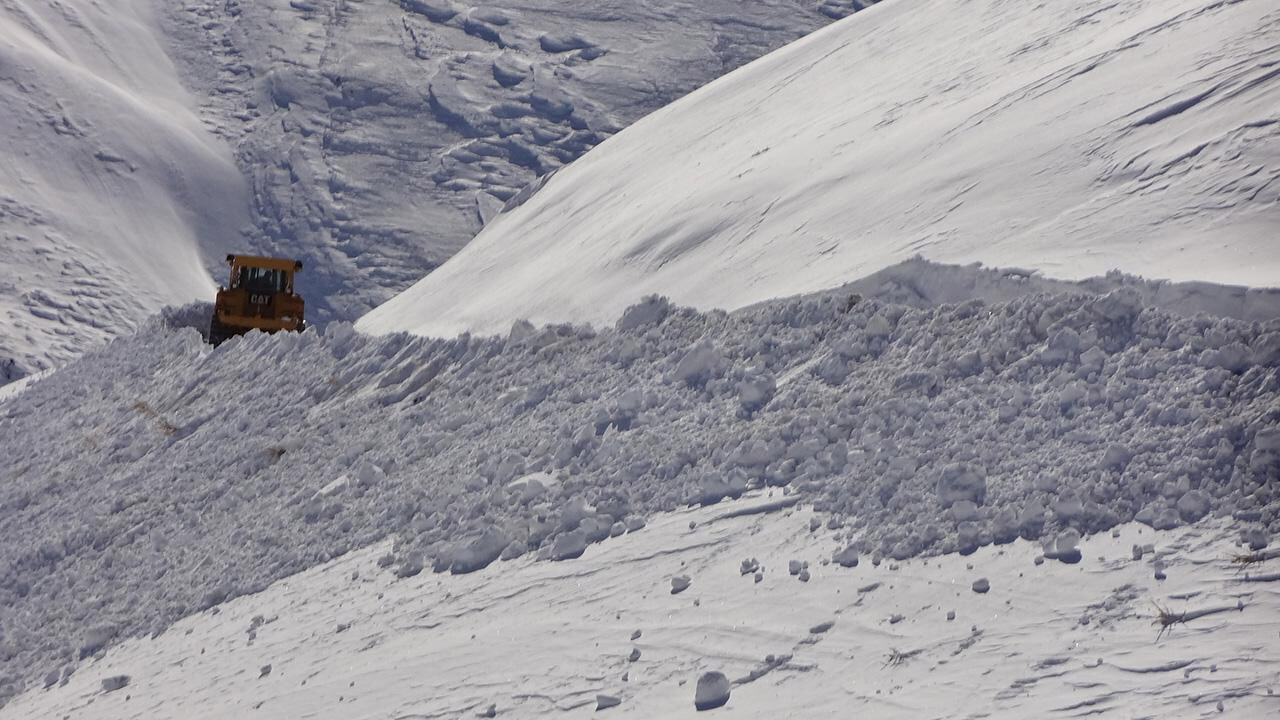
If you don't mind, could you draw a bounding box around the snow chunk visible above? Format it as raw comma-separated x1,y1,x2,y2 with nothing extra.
694,671,731,711
936,463,987,507
672,341,722,387
616,295,671,332
832,546,859,568
101,675,130,693
550,530,588,561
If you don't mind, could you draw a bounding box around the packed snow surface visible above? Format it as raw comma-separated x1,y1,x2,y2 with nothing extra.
3,507,1277,719
0,0,250,384
159,0,870,324
2,263,1277,703
361,0,1280,338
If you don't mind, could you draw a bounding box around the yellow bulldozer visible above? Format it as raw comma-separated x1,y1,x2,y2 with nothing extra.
208,254,306,345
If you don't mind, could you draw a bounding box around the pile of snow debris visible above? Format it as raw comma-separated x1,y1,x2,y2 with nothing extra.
1,262,1277,702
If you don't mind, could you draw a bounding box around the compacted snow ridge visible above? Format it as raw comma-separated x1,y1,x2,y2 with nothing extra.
361,0,1280,338
2,507,1277,719
0,0,250,387
157,0,871,325
1,265,1277,704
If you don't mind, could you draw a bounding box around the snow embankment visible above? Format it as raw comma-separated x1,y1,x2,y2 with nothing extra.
0,0,249,385
3,508,1275,719
359,0,1280,338
1,263,1277,702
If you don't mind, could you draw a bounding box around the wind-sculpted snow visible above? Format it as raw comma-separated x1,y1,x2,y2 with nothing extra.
158,0,867,324
363,0,1280,337
1,0,871,385
0,0,250,386
0,263,1277,702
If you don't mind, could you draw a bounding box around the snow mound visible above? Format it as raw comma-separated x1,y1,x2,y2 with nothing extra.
360,0,1280,338
158,0,869,324
0,0,249,385
2,264,1277,701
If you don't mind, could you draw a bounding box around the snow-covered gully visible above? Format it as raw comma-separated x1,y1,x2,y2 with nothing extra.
1,263,1277,707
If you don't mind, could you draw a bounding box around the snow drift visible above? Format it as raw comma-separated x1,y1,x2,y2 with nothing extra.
0,0,250,384
1,263,1277,702
360,0,1280,338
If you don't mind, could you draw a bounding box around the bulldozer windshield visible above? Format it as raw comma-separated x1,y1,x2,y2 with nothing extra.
234,267,288,293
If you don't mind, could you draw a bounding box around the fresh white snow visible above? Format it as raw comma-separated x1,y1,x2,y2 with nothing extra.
3,502,1275,719
1,0,1277,715
1,0,875,383
157,0,867,325
0,0,250,383
360,0,1280,338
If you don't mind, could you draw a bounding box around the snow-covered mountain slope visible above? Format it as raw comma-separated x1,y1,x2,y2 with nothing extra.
0,0,250,385
359,0,1280,338
5,508,1276,720
2,264,1277,704
158,0,870,324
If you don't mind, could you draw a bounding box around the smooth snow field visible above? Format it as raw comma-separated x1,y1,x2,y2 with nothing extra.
360,0,1280,338
4,505,1277,719
0,0,249,385
1,263,1277,707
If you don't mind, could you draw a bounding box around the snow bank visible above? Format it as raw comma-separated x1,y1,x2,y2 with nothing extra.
360,0,1280,337
0,0,249,385
1,264,1276,701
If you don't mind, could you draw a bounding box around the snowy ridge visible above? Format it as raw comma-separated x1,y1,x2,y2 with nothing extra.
0,0,250,385
158,0,869,324
1,263,1277,703
4,512,1277,719
360,0,1280,338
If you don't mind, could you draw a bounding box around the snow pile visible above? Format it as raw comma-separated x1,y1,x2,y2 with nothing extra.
0,0,249,385
360,0,1280,337
158,0,869,323
0,262,1276,702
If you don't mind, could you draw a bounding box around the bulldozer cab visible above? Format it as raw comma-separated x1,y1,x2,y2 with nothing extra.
209,254,306,345
232,266,291,295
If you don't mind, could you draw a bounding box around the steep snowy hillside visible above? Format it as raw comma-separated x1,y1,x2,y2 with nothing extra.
360,0,1280,338
159,0,872,323
0,0,250,385
2,264,1277,705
